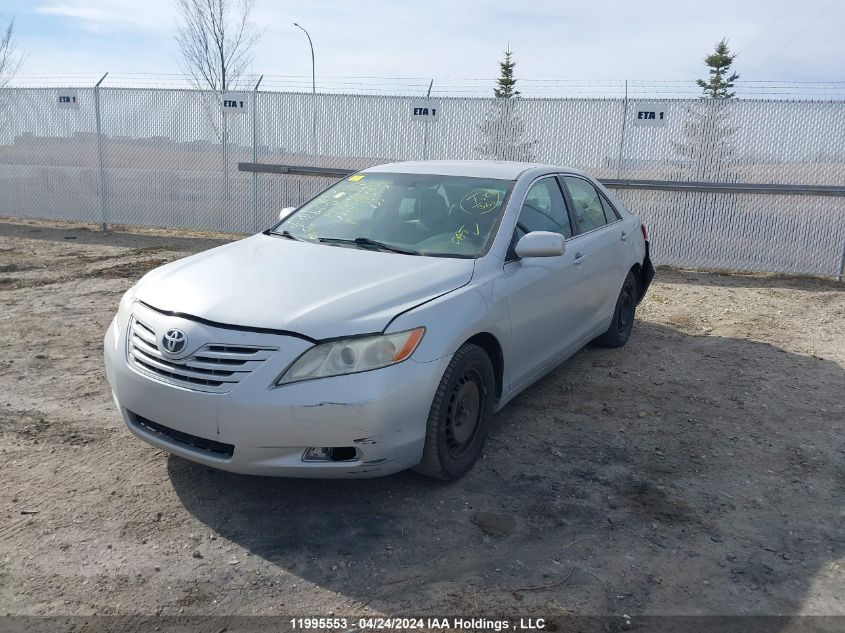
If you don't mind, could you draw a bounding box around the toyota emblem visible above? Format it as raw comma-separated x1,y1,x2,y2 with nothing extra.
161,328,188,354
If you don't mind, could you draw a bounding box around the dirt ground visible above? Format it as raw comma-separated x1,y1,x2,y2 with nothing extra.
0,218,843,622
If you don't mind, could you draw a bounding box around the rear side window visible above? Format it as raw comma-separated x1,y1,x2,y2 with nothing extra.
562,176,608,234
599,193,620,223
517,178,572,239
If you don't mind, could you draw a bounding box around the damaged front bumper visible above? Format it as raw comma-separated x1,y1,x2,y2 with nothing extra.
104,303,450,478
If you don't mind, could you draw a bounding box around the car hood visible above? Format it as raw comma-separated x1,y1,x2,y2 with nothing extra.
134,234,475,340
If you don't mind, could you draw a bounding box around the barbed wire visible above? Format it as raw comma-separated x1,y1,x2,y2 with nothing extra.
4,73,845,99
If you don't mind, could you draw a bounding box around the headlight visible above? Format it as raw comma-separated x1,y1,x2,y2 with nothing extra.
277,327,425,385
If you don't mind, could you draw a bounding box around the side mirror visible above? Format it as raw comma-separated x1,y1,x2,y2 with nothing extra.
514,231,566,258
278,206,296,221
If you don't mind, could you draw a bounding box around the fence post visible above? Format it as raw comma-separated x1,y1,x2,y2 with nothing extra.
93,72,109,231
616,79,628,178
221,106,229,231
423,79,434,161
251,75,263,233
838,238,845,282
310,89,318,155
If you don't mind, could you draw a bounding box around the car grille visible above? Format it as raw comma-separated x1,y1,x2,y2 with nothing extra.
129,411,234,459
127,315,276,393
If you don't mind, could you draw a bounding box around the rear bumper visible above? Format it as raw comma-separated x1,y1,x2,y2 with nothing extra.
104,303,450,478
637,241,655,304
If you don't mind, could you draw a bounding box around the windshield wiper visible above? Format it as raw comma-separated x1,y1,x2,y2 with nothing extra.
317,237,420,255
270,229,305,242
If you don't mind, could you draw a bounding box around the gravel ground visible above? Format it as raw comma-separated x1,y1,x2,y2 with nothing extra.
0,218,843,620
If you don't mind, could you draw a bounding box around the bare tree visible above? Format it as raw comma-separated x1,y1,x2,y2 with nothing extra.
175,0,262,92
0,15,23,87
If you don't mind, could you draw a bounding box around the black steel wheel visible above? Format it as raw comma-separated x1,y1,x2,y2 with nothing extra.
414,344,495,480
595,271,638,348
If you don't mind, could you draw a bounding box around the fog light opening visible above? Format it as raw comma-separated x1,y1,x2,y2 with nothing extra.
330,447,358,461
303,446,359,462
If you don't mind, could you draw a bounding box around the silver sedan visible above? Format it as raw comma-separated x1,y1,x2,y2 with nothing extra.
104,160,654,479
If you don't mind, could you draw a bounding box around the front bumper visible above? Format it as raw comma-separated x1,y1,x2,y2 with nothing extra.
104,302,450,478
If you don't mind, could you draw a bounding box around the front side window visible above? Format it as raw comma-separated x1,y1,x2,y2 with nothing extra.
563,176,609,234
516,178,572,239
272,173,514,258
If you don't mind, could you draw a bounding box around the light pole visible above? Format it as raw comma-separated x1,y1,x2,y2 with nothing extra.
293,22,317,153
293,22,315,94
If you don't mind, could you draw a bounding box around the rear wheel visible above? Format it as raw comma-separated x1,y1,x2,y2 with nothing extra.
595,271,638,348
414,344,495,480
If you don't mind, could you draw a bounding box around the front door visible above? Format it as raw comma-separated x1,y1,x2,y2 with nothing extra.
504,176,593,389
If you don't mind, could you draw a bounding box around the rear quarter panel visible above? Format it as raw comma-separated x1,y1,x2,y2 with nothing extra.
593,181,647,271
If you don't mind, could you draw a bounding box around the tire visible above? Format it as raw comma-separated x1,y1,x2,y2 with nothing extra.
414,344,495,480
595,271,638,348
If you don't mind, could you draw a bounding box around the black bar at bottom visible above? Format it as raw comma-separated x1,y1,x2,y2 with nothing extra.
4,615,845,633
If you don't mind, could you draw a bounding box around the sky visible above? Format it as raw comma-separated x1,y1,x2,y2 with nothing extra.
1,0,843,91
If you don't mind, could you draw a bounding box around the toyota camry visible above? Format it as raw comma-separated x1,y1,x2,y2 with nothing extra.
104,160,654,480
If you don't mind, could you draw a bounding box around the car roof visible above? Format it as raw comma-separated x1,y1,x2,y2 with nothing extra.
362,160,588,180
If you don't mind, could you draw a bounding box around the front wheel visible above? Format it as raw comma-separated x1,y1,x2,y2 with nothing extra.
414,344,495,480
595,271,638,348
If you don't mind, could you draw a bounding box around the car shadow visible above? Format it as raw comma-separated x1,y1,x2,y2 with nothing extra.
167,322,844,619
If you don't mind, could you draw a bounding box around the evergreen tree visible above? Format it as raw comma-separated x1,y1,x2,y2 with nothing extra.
697,38,739,99
673,39,741,182
494,48,520,98
478,48,535,161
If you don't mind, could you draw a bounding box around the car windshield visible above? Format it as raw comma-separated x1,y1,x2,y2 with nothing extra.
271,172,514,258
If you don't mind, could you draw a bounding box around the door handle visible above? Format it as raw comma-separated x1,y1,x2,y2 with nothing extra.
573,252,587,265
620,231,629,242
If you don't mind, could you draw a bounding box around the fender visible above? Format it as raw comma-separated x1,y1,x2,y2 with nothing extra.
385,259,511,370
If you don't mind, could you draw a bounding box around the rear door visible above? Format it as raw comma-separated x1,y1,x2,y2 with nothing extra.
503,176,593,388
559,175,628,329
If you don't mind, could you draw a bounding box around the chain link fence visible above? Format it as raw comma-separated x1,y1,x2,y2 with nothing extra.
0,87,843,277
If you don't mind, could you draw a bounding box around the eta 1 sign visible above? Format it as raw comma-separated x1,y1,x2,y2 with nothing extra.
410,99,440,121
221,92,248,114
634,103,667,127
57,91,79,110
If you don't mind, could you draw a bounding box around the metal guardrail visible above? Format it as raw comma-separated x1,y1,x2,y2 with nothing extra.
237,163,845,197
600,179,845,197
238,163,356,179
